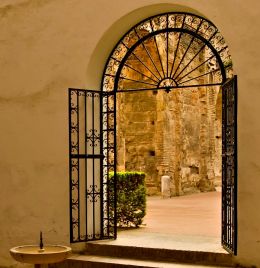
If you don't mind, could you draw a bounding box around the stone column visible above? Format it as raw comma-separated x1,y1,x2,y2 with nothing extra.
155,90,168,182
207,81,217,183
116,93,126,171
171,90,182,196
198,84,215,192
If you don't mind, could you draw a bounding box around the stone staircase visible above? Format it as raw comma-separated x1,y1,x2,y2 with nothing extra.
49,241,234,268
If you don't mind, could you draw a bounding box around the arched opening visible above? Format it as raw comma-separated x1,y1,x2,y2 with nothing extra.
69,10,237,256
102,12,233,92
101,12,236,254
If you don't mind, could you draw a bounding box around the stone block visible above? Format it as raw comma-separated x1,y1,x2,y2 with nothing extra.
161,175,171,198
147,186,159,196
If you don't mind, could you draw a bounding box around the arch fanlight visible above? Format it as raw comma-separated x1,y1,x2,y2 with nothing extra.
102,12,233,92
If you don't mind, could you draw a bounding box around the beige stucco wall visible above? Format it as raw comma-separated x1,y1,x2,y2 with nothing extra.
0,0,260,267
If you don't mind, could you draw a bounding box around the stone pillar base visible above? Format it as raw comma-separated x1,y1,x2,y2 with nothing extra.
161,175,171,198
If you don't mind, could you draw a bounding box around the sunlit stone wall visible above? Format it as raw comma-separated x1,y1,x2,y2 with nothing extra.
116,34,222,196
117,85,222,196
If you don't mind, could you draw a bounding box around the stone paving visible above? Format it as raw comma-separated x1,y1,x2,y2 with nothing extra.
66,191,230,268
115,191,225,253
143,191,221,237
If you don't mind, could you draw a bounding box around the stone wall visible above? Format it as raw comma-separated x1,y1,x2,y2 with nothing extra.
117,85,222,196
116,31,222,196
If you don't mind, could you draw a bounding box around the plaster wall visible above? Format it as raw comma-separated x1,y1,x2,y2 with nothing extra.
0,0,260,267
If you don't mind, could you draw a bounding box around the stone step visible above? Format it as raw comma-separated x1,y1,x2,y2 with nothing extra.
50,254,233,268
83,242,233,267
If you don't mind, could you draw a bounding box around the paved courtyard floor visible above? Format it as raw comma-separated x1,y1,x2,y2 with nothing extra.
115,191,225,253
143,191,221,237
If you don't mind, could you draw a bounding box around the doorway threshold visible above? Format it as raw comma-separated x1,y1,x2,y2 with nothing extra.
84,231,231,267
109,191,225,253
115,229,226,253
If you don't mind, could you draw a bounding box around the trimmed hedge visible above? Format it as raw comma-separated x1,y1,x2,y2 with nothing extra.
109,171,146,227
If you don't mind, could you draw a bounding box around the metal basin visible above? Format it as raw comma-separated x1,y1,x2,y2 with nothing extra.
10,245,72,264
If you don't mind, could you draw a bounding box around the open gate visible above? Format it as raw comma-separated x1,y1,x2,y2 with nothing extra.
68,12,238,254
69,89,116,242
68,79,238,252
222,75,238,255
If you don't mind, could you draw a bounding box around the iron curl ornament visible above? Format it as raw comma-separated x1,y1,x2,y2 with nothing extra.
102,12,233,92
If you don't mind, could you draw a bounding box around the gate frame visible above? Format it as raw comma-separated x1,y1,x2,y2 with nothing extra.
221,75,238,255
68,11,238,255
100,11,237,255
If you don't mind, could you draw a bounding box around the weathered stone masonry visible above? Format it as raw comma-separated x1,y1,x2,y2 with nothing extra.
117,84,222,196
114,29,222,196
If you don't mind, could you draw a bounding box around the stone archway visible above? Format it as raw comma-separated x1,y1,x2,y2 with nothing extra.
102,12,233,195
101,11,237,254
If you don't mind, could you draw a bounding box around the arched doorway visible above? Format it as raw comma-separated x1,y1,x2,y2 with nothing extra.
69,12,237,255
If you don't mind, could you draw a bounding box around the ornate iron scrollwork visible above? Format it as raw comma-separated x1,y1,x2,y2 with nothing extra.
102,12,233,93
69,89,108,243
222,76,237,255
68,12,237,249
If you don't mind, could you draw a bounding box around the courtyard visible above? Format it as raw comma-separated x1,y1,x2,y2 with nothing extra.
116,191,224,253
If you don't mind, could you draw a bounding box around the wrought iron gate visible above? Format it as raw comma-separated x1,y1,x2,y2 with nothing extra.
69,89,116,243
222,75,237,255
68,12,238,253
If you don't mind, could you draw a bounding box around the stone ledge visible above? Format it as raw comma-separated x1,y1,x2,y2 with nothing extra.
83,243,233,267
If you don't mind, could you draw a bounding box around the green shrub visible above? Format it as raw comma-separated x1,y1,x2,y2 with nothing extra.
109,171,146,227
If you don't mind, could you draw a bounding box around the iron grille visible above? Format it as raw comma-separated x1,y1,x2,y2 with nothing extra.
222,76,237,255
67,12,237,250
69,89,116,242
102,12,233,93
